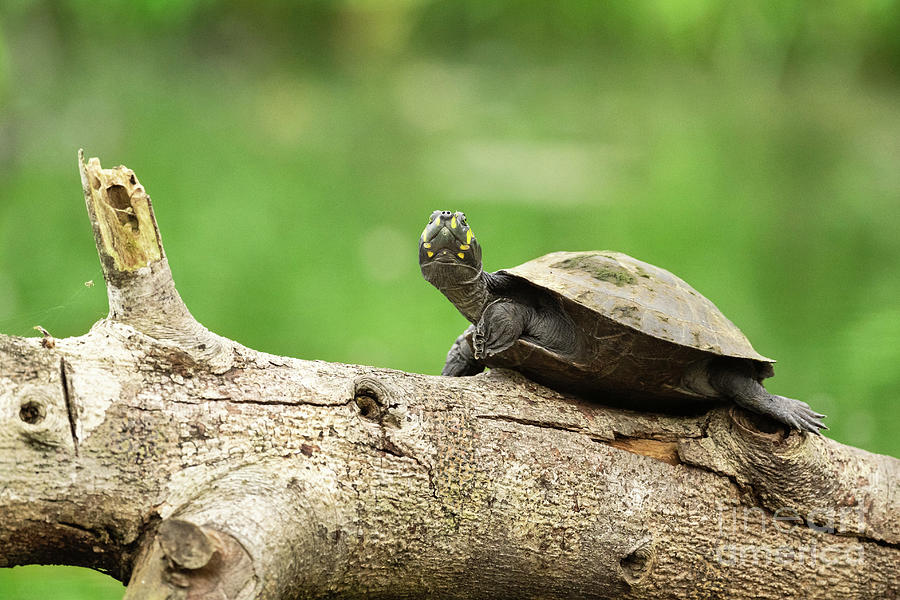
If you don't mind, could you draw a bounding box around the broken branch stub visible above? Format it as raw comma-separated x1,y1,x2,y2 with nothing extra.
78,150,232,372
79,149,163,273
123,519,254,600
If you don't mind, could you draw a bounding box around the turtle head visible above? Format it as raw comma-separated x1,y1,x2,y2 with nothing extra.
419,210,483,288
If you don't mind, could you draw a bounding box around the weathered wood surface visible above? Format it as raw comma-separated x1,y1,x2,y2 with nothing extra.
0,154,897,600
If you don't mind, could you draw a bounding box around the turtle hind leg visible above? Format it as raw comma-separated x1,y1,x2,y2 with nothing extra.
709,363,827,434
442,326,485,377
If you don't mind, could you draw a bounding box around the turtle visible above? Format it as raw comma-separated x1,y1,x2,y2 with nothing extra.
418,209,826,434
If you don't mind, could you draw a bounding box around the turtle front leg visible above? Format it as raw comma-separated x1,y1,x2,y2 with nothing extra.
473,299,531,360
709,363,827,434
442,326,485,376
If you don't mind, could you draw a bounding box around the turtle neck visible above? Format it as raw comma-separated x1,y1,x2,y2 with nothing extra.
439,270,492,323
422,263,492,324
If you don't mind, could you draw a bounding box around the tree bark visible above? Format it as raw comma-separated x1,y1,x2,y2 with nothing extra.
0,153,897,600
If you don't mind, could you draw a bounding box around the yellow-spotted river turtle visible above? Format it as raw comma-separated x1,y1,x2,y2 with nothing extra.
419,210,825,434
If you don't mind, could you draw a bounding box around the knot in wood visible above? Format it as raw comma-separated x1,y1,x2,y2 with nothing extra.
619,536,655,586
729,405,788,439
19,398,46,425
353,376,401,428
11,387,71,449
159,519,218,570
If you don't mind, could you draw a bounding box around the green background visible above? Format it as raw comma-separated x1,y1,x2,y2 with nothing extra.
1,1,898,597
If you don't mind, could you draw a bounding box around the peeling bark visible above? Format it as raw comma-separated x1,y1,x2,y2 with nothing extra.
0,153,897,599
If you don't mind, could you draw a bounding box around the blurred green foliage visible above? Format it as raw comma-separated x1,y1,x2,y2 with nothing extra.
0,1,898,597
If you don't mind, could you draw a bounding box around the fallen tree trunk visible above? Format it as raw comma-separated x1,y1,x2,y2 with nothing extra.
0,152,897,600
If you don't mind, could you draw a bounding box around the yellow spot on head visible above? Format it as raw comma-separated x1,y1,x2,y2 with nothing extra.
450,216,457,228
466,229,474,244
427,251,434,258
457,252,465,259
423,242,431,248
421,229,427,241
459,244,470,250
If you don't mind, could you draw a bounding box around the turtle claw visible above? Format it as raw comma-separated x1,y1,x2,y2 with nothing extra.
472,326,511,360
472,326,486,360
443,328,484,377
769,395,827,435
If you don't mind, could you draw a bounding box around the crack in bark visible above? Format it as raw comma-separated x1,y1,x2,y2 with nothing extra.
57,521,100,537
391,445,438,501
360,433,438,500
171,396,354,408
604,436,681,466
475,413,585,434
59,357,79,457
371,437,406,460
479,414,700,467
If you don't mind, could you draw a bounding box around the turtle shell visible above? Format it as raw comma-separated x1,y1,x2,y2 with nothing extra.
485,251,774,402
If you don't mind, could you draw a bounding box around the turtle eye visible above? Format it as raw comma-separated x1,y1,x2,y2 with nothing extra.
428,210,441,223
